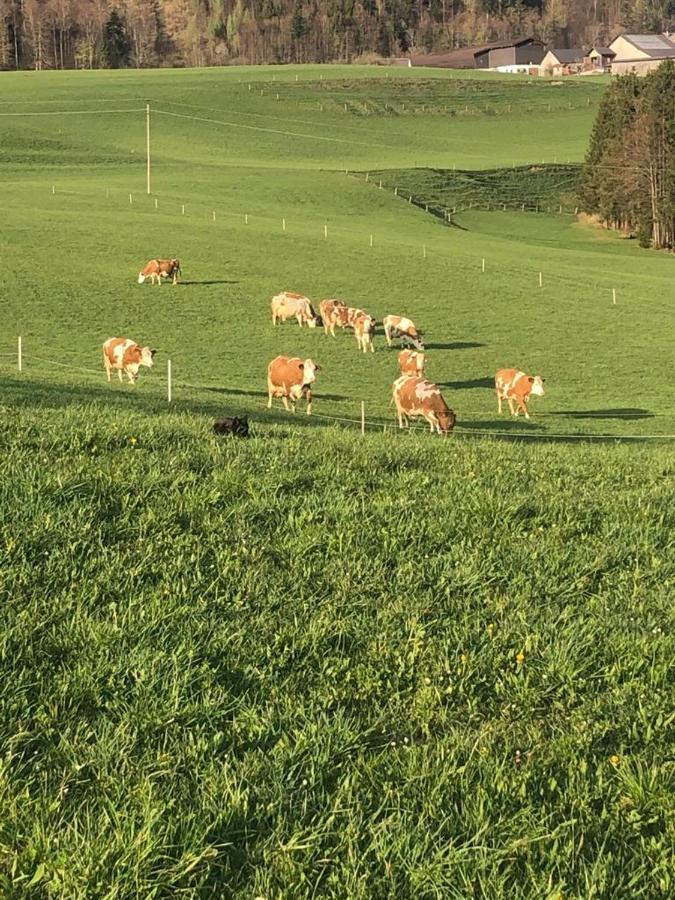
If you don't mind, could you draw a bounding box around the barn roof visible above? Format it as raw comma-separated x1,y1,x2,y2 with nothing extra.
619,33,675,58
545,49,584,63
589,47,616,56
409,37,542,69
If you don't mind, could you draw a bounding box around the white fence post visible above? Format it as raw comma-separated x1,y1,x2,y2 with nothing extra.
282,218,286,232
18,336,22,373
324,224,328,239
181,204,185,216
539,272,543,288
245,213,248,225
167,360,172,403
361,401,365,436
370,234,373,248
129,193,133,205
482,258,485,273
613,288,617,306
154,198,158,209
212,210,216,221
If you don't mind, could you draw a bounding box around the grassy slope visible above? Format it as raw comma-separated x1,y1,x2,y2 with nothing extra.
0,67,672,437
1,65,674,897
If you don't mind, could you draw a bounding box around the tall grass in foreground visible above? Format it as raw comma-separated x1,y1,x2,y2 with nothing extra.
0,404,673,897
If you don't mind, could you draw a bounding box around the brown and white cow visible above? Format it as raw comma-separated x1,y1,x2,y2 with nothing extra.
398,349,426,377
271,292,318,328
495,368,545,419
392,374,455,434
267,356,321,415
138,259,181,285
102,338,156,383
383,315,424,351
319,299,350,337
353,312,375,353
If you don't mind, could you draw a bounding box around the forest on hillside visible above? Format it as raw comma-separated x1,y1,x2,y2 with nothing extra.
1,1,674,70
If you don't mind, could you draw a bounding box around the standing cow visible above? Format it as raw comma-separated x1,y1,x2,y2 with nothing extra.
353,312,375,353
398,349,426,376
271,292,318,328
138,259,181,285
267,356,321,415
319,299,350,337
383,315,424,351
102,338,156,383
495,368,545,419
392,374,455,434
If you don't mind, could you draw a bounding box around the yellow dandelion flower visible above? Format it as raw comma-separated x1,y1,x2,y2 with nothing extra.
461,653,468,664
487,623,495,635
610,754,621,767
515,651,525,665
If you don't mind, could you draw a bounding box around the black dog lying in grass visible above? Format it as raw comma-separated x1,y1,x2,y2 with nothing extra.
213,416,249,437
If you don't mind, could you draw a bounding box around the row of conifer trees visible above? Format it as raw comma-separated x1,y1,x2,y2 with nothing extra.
582,61,675,251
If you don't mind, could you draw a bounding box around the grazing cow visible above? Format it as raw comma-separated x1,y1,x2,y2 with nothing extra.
495,368,545,419
398,349,427,376
346,307,367,328
213,416,249,437
319,299,350,336
392,374,456,434
271,292,318,328
267,356,321,415
383,315,424,351
353,312,375,353
102,338,155,384
138,259,181,285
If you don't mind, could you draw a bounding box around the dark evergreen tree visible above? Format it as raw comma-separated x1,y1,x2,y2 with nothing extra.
103,10,131,69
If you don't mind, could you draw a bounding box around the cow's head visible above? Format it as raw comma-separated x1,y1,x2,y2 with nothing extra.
438,408,456,434
529,375,545,397
299,358,320,388
171,259,181,275
140,346,155,368
138,272,146,284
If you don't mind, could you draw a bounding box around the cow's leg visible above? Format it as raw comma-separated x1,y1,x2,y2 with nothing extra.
520,399,530,420
118,368,124,383
385,327,392,347
496,391,503,415
508,396,516,416
306,392,312,416
267,381,273,408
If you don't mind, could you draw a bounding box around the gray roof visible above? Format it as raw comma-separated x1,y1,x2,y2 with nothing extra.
622,33,675,57
546,49,585,63
589,47,615,56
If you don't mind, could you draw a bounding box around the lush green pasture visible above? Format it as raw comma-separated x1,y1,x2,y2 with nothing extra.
1,65,674,896
1,406,674,897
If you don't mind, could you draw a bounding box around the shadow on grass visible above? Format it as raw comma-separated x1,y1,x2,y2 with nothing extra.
439,377,493,390
550,408,654,421
424,341,485,351
179,280,240,286
0,374,348,432
203,385,348,402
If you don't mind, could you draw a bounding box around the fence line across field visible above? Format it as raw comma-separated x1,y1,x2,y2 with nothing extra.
42,182,643,306
6,343,674,443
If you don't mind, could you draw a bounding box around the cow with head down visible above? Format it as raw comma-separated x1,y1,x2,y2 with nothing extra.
267,356,321,415
398,349,427,377
271,292,318,328
138,259,181,285
392,374,455,434
383,315,424,351
495,368,545,419
103,337,156,384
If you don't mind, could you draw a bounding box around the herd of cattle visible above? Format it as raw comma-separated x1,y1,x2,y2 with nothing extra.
102,265,545,435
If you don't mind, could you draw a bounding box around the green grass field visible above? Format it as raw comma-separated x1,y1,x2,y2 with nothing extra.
1,65,674,897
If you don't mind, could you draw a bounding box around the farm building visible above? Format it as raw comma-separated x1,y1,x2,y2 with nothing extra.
584,46,616,72
539,49,585,76
410,38,544,71
609,33,675,75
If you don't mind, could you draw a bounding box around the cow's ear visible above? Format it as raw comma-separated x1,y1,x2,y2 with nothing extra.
151,349,157,357
528,376,534,383
298,362,304,369
315,365,322,371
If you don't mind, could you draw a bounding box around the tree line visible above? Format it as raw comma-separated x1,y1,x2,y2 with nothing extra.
582,60,675,250
1,1,674,71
